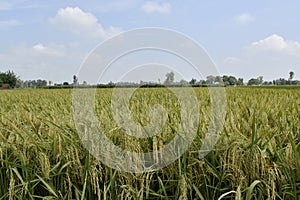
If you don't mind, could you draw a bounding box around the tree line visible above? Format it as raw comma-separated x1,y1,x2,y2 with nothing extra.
0,70,299,89
160,71,299,86
0,71,49,89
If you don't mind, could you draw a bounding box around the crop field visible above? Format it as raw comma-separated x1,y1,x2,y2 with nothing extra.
0,87,299,199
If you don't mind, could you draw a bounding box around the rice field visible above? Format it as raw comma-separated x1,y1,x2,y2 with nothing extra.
0,87,299,199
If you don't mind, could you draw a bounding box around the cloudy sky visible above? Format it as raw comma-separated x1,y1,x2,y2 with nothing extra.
0,0,300,83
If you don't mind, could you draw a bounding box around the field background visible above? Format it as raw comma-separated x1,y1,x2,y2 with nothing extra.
0,87,299,199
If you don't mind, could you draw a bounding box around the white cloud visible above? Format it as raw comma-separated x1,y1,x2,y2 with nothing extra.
141,1,171,14
32,43,64,56
0,43,85,82
0,20,21,29
49,7,121,39
220,34,300,81
251,34,300,56
234,13,255,24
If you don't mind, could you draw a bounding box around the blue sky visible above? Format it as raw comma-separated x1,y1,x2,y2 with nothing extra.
0,0,300,83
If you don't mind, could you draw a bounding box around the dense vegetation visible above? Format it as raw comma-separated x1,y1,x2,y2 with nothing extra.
0,88,299,199
1,70,299,89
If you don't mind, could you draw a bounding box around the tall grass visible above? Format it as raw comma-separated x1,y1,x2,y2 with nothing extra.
0,87,299,199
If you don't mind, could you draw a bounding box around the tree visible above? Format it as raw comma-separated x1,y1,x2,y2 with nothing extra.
36,79,47,87
206,75,215,84
215,76,223,84
0,70,18,88
237,78,244,86
16,78,23,88
198,79,206,85
189,78,197,85
30,80,37,88
274,78,288,85
73,75,78,85
180,79,188,85
247,78,260,86
258,76,263,85
263,81,272,85
222,75,237,86
164,72,174,85
228,76,238,86
63,82,69,86
222,75,229,86
289,71,294,81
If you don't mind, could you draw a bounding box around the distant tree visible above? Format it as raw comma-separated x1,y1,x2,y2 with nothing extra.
43,80,47,86
189,78,197,85
63,82,69,86
237,78,244,86
16,78,23,88
198,80,206,85
23,80,28,88
0,70,18,88
289,71,294,81
73,75,78,85
221,75,228,85
180,79,188,85
164,72,174,85
274,78,288,85
215,76,223,84
228,76,238,85
263,81,273,85
30,80,35,88
206,75,215,84
221,75,237,86
82,81,87,86
247,78,260,86
36,79,47,87
107,81,115,88
258,76,263,85
31,80,37,88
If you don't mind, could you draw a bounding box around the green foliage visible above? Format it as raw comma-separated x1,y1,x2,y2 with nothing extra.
222,75,238,86
164,72,175,85
247,77,261,86
0,70,18,88
289,71,295,81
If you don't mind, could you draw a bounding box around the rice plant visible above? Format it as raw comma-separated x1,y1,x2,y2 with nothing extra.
0,87,299,199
